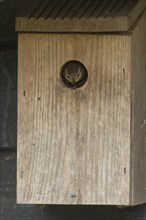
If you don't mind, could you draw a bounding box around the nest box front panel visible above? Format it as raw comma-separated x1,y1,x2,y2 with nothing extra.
17,33,131,205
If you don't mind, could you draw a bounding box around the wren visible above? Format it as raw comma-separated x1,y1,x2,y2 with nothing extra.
61,60,88,89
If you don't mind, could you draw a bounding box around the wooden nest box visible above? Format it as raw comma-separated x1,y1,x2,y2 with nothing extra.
16,0,146,205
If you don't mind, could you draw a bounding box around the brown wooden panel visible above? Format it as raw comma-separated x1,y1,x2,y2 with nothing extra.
16,0,146,33
130,12,146,205
128,0,146,30
15,17,128,33
1,152,146,219
17,33,131,205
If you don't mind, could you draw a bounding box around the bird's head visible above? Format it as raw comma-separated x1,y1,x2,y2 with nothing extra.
64,68,83,86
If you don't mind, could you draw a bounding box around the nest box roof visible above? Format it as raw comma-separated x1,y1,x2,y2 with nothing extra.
16,0,146,33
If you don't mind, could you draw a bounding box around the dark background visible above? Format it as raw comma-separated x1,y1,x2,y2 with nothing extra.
0,0,146,219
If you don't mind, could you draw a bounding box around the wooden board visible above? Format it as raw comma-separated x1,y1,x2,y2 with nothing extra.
17,33,131,205
128,0,146,30
130,12,146,205
1,152,146,220
15,0,146,33
15,17,128,33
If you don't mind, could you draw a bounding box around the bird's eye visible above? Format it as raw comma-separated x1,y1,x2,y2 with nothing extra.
76,73,80,78
66,74,71,79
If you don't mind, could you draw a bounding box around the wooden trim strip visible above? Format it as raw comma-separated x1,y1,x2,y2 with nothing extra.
16,17,128,33
127,0,146,30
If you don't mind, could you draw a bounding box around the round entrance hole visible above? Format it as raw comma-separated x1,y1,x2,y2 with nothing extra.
60,60,88,89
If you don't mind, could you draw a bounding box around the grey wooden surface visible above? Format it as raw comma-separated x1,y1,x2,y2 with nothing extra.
0,31,146,220
0,0,146,219
0,42,146,220
1,151,146,220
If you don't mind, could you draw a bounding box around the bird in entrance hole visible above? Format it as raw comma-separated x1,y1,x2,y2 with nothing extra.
61,60,88,89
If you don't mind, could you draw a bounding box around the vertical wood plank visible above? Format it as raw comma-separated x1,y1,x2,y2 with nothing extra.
17,33,131,205
130,13,146,205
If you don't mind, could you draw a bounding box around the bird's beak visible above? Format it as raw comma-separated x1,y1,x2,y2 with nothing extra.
73,80,76,89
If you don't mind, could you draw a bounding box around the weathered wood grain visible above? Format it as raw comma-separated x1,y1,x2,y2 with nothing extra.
130,13,146,205
17,33,131,205
15,17,128,33
127,0,146,30
15,0,145,33
1,152,146,220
